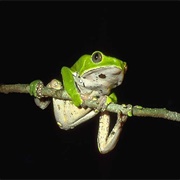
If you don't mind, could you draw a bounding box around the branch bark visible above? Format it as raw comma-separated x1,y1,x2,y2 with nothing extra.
0,83,180,122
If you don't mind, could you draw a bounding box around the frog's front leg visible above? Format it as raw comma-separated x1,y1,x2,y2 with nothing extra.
97,111,128,154
30,79,62,110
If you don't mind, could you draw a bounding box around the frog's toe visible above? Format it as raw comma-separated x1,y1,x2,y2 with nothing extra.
29,80,44,98
47,79,63,90
96,96,109,111
117,111,128,127
34,97,51,110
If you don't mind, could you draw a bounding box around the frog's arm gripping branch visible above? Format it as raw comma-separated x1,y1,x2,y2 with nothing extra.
0,83,180,122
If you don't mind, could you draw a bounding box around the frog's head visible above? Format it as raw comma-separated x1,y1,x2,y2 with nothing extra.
71,51,127,92
71,51,127,76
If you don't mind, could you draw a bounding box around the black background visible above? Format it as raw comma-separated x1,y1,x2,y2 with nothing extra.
1,1,180,179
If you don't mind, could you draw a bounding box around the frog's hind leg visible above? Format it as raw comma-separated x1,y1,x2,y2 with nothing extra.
97,111,127,154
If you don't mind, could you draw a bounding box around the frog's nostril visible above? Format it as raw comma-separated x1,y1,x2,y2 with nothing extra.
99,74,106,79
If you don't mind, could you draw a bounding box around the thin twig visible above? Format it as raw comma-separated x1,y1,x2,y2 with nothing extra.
0,83,180,122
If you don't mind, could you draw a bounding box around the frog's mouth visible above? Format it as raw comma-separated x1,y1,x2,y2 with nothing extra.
83,66,122,77
76,66,125,95
82,66,124,86
112,68,122,75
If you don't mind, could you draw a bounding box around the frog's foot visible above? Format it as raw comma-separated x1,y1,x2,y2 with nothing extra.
47,79,63,90
30,80,51,110
80,94,111,112
34,97,51,110
121,103,133,117
96,92,117,112
117,111,128,127
96,95,111,112
29,80,45,98
34,79,63,110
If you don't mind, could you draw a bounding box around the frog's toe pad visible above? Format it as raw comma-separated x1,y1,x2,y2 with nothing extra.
30,80,44,98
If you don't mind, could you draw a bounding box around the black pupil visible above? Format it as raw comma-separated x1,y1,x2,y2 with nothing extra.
95,53,100,60
93,52,102,62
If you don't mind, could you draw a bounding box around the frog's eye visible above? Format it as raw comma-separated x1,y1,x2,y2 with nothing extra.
92,51,102,63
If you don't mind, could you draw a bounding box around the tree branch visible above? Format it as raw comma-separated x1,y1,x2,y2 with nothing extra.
0,83,180,122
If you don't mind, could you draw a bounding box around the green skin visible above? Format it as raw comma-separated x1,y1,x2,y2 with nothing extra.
30,51,128,154
61,51,127,107
30,51,127,108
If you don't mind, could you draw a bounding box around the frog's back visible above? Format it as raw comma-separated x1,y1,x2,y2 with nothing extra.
70,54,90,73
